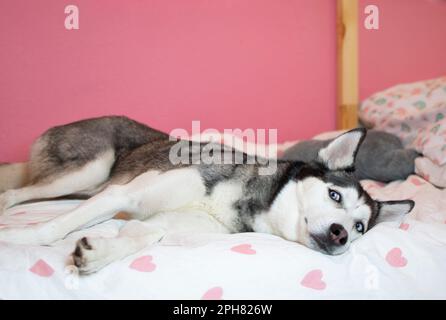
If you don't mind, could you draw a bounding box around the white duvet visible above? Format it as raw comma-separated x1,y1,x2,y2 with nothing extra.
0,175,445,299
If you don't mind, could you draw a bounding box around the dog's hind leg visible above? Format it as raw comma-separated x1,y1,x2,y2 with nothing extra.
0,150,115,214
0,181,138,244
0,167,206,246
0,167,207,246
71,220,166,274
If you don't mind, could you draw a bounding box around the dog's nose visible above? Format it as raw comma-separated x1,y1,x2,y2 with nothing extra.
329,223,348,246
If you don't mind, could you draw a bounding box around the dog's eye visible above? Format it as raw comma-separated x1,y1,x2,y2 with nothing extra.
328,189,342,203
355,222,364,233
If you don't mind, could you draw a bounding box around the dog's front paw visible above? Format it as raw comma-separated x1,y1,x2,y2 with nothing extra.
71,237,114,275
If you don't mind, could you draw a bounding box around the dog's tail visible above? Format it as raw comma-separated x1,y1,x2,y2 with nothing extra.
0,162,29,193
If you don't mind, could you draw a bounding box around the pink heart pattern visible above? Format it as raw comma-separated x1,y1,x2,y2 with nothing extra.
300,269,326,290
386,248,408,268
410,177,425,186
129,255,156,272
201,286,223,300
29,259,54,277
399,223,410,231
231,244,256,255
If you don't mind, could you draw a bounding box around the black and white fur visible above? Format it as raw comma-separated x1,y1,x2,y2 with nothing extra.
0,116,414,274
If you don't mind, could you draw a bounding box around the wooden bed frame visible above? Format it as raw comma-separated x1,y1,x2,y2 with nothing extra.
337,0,358,130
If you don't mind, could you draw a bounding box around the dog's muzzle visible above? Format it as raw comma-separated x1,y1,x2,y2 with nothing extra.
309,223,349,255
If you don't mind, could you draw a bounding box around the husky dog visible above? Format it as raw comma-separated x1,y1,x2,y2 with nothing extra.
0,116,414,274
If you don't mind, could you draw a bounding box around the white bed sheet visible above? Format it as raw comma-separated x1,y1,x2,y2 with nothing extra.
0,175,446,299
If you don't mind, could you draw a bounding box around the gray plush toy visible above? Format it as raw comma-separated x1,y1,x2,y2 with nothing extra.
281,130,420,182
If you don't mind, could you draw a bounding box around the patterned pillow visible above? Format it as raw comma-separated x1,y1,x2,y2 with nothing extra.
360,76,446,165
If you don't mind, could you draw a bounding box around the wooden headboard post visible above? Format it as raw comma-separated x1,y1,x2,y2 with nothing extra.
337,0,359,129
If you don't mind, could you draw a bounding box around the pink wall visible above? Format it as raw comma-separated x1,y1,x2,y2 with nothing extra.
359,0,446,100
0,0,337,162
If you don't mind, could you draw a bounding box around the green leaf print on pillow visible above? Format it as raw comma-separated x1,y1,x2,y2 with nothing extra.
375,98,387,105
436,113,445,122
413,101,426,110
431,124,441,134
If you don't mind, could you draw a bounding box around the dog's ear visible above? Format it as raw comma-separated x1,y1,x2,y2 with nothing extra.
317,128,366,171
374,200,415,225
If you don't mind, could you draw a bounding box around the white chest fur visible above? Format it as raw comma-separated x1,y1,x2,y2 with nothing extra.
186,181,243,231
252,181,301,242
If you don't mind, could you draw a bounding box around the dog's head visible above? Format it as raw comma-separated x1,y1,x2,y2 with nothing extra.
295,128,414,255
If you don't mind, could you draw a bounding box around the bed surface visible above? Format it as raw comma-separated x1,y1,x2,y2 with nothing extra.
1,175,445,299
